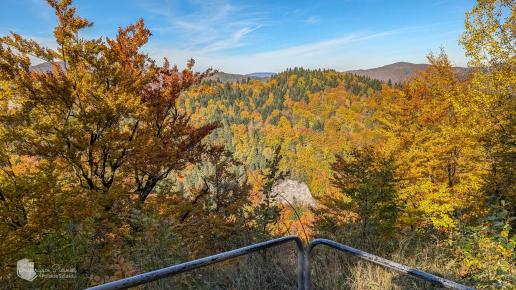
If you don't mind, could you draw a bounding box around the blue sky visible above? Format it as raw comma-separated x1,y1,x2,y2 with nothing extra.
1,0,475,73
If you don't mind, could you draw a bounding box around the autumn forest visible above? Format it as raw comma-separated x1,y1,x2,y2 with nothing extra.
0,0,514,289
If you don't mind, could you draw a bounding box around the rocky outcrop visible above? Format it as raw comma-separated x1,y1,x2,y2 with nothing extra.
272,179,316,207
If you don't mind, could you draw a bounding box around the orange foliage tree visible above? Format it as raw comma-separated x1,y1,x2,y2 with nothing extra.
0,0,217,286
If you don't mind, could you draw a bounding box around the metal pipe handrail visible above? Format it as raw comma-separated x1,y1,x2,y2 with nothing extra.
304,238,473,290
86,236,474,290
86,235,304,290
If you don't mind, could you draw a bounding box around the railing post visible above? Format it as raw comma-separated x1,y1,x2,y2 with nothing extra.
294,238,305,290
303,246,311,290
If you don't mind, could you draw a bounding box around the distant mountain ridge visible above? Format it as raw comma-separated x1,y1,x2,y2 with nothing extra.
29,61,469,84
246,72,275,78
207,72,274,83
28,63,272,83
347,62,470,83
30,61,65,72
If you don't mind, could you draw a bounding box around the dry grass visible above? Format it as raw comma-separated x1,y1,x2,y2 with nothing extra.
311,235,462,290
132,243,299,290
121,233,465,289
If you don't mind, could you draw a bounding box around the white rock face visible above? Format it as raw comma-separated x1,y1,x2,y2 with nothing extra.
271,179,316,207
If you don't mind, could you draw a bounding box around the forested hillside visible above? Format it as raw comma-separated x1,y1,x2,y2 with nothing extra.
0,0,514,289
183,68,382,198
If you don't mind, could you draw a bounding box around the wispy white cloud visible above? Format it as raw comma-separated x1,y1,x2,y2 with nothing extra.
147,29,400,73
138,0,267,52
305,16,319,25
139,1,446,73
200,25,262,52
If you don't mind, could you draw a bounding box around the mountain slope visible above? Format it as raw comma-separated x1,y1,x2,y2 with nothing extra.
29,61,65,72
348,62,469,83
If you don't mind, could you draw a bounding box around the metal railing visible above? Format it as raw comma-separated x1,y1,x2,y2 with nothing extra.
86,236,474,290
86,236,304,290
305,239,473,290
